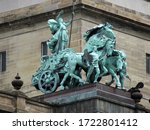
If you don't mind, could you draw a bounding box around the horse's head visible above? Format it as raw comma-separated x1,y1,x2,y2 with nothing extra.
105,39,115,56
119,51,126,61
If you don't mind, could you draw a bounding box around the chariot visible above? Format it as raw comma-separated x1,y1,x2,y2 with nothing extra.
32,48,77,93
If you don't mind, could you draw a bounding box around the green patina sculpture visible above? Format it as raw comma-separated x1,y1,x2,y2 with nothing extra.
47,10,73,53
32,11,130,93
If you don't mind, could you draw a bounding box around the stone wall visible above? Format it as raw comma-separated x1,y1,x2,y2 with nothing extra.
0,90,53,112
0,0,46,13
105,0,150,15
0,0,150,109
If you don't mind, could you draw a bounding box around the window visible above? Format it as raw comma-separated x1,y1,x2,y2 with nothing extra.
0,51,6,72
41,41,48,56
146,53,150,74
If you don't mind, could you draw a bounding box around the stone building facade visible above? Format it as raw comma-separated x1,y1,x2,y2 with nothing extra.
0,0,150,110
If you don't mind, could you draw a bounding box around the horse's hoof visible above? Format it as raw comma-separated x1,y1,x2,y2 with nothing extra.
65,86,69,89
80,80,86,84
116,86,122,89
85,82,89,84
59,86,65,91
117,87,121,89
116,83,121,88
83,81,87,84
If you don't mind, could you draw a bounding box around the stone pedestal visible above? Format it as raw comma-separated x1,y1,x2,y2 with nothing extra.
33,83,146,113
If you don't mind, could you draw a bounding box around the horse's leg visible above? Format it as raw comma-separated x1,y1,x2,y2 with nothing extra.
109,69,121,88
70,73,85,83
60,66,78,90
86,66,94,82
60,73,69,90
105,75,115,86
67,60,85,85
119,72,125,89
99,65,108,77
94,67,100,83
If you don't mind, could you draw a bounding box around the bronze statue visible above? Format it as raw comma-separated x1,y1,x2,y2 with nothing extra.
47,10,73,53
32,10,130,93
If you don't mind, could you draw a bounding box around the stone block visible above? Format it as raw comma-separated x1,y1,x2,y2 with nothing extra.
33,83,142,113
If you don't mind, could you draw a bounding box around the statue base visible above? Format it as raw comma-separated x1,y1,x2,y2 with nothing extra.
33,83,145,113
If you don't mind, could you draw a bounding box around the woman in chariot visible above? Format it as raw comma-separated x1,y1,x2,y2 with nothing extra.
47,10,73,53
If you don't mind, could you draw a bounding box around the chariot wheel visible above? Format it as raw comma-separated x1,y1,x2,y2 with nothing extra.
38,70,59,93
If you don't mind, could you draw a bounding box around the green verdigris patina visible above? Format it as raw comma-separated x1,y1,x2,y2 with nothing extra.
32,11,130,93
47,10,73,54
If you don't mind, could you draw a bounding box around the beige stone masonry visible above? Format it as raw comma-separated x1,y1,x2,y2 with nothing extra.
0,0,149,25
0,91,52,112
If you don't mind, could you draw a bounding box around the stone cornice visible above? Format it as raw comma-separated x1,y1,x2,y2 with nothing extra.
0,0,149,25
0,1,149,39
81,0,150,25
